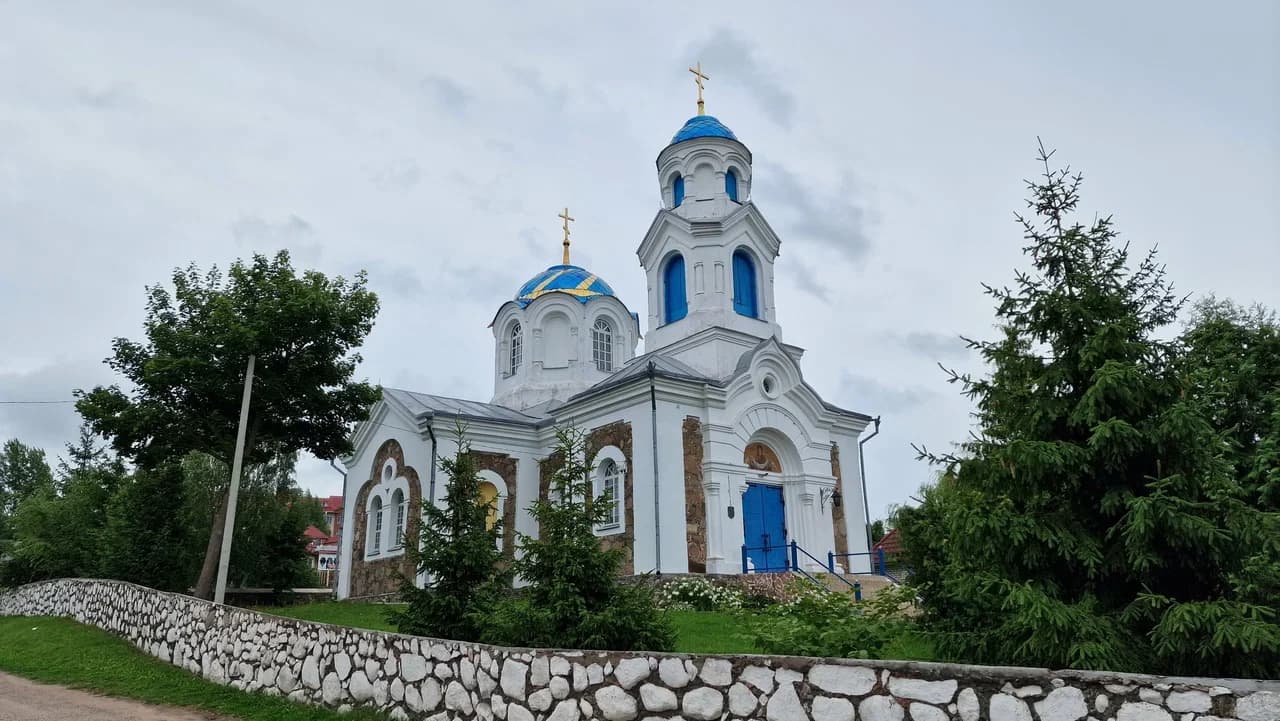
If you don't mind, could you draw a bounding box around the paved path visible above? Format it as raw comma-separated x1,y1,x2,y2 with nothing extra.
0,671,234,721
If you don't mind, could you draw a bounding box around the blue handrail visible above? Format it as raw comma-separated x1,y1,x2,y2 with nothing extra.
829,547,905,582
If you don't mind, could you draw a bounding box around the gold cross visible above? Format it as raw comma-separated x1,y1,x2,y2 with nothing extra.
688,62,709,115
558,207,575,265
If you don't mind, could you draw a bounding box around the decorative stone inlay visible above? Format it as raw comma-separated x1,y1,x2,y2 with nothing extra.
741,665,775,694
1036,686,1087,721
699,658,732,687
657,657,690,688
729,682,757,716
890,677,958,704
1140,688,1165,704
1164,691,1210,714
911,702,949,721
809,664,877,696
990,694,1033,721
613,658,650,690
595,686,638,721
640,684,677,712
814,696,855,721
501,660,528,701
861,694,906,721
1117,702,1174,721
958,687,981,721
1238,692,1280,721
683,686,725,721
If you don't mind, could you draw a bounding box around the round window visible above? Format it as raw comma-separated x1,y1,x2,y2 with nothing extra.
762,374,778,398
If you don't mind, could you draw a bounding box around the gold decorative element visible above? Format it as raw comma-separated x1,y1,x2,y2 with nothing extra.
688,62,709,116
558,207,575,265
744,442,781,474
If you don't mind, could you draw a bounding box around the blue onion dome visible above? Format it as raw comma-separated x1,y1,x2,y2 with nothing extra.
515,265,616,307
671,115,738,144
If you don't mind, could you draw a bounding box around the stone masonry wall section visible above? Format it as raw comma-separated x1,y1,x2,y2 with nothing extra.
2,579,1278,721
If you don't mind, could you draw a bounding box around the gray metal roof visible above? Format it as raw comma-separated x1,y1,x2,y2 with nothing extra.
382,387,547,426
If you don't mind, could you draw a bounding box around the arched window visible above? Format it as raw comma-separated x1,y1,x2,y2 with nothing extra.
592,317,614,372
726,169,739,202
732,249,758,318
662,254,688,324
390,489,405,550
478,481,500,532
509,322,522,374
672,175,685,207
368,496,383,556
596,459,621,529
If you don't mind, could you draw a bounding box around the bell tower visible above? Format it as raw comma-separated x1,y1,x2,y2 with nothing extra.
636,66,783,373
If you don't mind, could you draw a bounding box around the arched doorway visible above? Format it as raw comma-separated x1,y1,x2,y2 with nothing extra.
741,441,787,571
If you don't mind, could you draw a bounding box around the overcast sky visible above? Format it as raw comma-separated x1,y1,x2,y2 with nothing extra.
2,1,1278,519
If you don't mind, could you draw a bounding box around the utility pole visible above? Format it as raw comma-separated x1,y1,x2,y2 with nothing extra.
214,354,255,605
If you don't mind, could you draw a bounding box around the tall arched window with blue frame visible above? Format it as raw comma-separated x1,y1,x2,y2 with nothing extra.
732,249,758,318
663,254,688,324
726,169,739,202
672,174,685,208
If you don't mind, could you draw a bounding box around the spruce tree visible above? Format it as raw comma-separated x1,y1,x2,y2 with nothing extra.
909,142,1280,676
393,426,507,642
483,427,674,652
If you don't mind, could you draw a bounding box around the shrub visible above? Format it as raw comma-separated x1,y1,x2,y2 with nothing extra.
656,577,744,611
748,578,907,659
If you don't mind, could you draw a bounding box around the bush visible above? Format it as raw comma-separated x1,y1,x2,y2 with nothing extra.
656,577,745,611
748,578,907,659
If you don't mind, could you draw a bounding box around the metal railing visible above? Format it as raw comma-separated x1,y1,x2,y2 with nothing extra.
828,547,908,583
741,540,864,600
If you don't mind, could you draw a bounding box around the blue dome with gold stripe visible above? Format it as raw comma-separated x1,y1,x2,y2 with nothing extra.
515,265,616,307
671,115,738,144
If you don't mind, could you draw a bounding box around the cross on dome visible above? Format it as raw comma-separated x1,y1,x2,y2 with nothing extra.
688,61,709,116
558,207,575,264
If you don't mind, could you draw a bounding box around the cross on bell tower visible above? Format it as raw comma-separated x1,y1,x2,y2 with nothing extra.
688,62,709,116
558,207,575,265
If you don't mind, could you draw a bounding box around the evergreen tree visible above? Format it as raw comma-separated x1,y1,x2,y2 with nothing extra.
1179,298,1280,509
483,427,674,652
393,427,507,642
907,143,1280,676
100,462,190,592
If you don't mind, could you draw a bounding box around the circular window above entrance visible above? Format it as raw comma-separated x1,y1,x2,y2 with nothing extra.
760,373,780,399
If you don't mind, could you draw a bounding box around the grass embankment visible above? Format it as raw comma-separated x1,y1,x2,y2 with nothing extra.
262,602,936,660
0,616,390,721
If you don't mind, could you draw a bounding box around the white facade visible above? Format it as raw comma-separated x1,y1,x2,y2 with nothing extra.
337,108,876,600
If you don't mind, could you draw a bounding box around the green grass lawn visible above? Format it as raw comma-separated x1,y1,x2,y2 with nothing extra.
0,616,390,721
259,601,402,633
260,602,935,660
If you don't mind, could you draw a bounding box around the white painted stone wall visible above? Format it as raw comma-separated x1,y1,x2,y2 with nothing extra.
4,579,1276,721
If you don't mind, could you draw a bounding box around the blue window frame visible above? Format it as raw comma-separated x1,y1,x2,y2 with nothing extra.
672,175,685,207
726,169,738,202
663,254,687,324
732,249,758,318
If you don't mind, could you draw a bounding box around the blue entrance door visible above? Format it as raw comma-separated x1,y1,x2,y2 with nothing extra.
743,483,787,571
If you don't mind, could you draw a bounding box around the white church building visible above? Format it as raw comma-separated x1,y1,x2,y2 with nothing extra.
336,89,877,600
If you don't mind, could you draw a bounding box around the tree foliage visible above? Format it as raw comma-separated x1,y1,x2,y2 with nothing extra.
393,426,508,641
903,142,1280,677
483,427,674,652
1180,298,1280,510
75,250,380,596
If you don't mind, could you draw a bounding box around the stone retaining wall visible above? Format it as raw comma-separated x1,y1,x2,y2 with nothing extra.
1,579,1277,721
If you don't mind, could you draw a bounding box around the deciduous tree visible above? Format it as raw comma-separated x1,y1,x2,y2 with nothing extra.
76,251,380,598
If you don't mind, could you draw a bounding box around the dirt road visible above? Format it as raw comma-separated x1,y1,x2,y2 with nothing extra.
0,671,234,721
